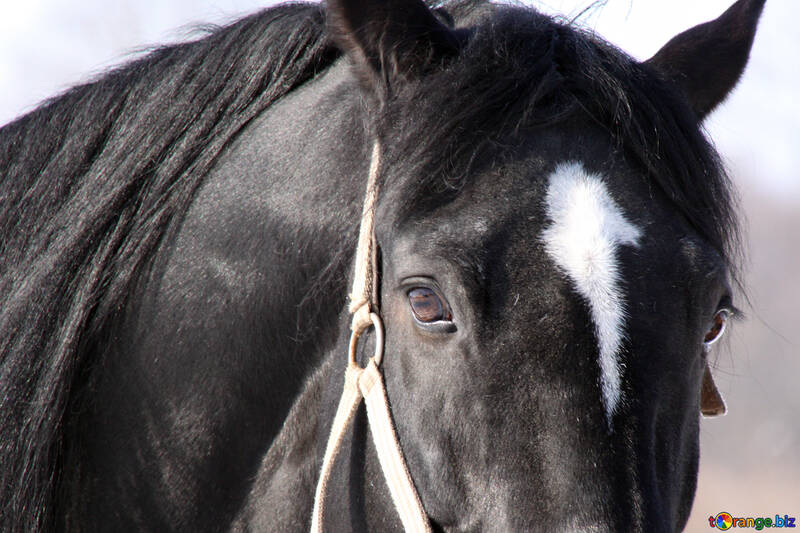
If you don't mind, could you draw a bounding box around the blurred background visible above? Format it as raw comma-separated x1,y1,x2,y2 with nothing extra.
1,1,796,529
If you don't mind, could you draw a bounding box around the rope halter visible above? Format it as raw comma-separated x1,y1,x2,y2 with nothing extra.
310,142,432,533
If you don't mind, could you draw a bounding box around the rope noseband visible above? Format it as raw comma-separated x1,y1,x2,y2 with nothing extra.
311,142,432,532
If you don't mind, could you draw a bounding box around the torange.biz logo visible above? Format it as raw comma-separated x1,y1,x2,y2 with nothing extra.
709,512,796,530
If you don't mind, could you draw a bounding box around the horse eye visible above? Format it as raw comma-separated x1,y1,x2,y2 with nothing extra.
407,287,451,323
704,309,730,347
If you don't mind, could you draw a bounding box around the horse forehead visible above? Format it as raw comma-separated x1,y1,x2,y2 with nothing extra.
540,161,643,421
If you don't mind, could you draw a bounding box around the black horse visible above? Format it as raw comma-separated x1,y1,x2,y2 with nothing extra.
0,0,765,531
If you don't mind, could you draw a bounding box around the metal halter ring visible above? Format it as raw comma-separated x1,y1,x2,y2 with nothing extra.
348,311,385,368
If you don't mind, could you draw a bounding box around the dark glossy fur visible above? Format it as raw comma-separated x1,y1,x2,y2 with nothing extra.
0,0,764,531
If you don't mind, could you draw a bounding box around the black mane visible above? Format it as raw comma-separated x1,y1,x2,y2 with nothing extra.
0,4,337,529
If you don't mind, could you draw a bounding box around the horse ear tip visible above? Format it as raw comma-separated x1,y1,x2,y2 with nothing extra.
644,0,766,121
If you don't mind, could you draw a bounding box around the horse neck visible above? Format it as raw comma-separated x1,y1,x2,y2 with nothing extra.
57,60,375,530
230,354,339,528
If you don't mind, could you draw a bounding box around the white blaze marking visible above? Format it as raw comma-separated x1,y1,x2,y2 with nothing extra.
541,162,642,422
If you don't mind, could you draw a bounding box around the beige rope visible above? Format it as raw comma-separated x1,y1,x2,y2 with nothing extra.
348,142,382,333
359,359,431,532
311,142,431,533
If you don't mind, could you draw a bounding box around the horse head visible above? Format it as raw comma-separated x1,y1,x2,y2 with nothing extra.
319,0,762,530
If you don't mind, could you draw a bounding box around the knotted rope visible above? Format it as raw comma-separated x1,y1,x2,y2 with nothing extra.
310,142,432,533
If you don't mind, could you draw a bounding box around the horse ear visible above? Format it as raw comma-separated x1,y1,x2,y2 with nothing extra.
700,363,727,417
327,0,460,94
645,0,766,120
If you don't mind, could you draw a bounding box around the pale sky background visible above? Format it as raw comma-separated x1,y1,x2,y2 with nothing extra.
1,0,797,528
